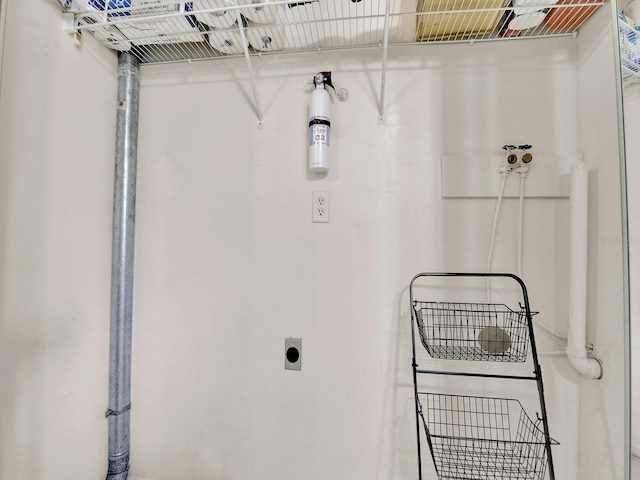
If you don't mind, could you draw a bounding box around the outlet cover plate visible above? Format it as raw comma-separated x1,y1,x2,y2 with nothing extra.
312,191,330,223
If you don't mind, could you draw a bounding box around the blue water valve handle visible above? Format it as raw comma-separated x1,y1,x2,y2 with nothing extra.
518,144,532,150
502,144,517,151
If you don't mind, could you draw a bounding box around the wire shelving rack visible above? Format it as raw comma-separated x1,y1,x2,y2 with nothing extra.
55,0,607,66
52,0,608,122
409,272,557,480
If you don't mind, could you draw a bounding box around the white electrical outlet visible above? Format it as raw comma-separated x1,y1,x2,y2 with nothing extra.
312,191,330,223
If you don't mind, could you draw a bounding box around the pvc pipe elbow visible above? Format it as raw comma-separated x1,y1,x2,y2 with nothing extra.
566,349,603,379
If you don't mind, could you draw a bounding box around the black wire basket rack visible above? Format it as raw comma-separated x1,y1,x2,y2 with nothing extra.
412,301,531,362
409,273,557,480
418,393,557,480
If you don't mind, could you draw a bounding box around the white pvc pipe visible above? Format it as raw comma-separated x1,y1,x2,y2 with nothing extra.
518,173,525,278
486,173,508,303
567,160,603,379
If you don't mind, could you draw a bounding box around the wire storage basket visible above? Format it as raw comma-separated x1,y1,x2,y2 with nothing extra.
412,301,531,362
419,393,555,480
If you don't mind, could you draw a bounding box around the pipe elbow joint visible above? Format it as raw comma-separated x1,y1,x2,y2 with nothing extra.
566,349,603,379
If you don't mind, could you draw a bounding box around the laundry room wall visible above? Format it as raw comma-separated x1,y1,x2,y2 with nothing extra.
622,84,640,473
131,37,583,480
0,1,117,478
0,1,628,480
576,5,629,479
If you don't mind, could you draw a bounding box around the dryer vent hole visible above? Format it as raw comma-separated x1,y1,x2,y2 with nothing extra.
286,347,300,363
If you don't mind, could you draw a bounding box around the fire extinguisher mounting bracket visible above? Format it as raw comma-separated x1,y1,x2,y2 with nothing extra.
336,88,349,102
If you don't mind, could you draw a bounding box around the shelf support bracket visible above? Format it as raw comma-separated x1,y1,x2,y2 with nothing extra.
235,4,264,125
378,0,391,124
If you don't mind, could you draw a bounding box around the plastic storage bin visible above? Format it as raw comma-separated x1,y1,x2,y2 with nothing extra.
544,0,601,30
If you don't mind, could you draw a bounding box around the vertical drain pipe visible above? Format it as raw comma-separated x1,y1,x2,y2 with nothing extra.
566,161,603,379
106,51,140,480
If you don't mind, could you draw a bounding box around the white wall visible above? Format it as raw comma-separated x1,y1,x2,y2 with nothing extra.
0,0,118,478
621,23,640,468
0,2,628,480
621,82,640,474
132,39,582,480
618,4,640,465
576,4,629,480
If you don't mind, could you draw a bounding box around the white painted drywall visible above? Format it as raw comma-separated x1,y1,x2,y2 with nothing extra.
621,83,640,474
130,39,582,480
576,4,629,480
0,1,118,478
0,1,628,480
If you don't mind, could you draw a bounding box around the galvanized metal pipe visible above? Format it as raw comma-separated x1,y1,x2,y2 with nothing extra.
106,51,140,480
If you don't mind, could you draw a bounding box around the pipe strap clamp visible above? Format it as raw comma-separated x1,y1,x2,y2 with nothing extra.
106,402,132,418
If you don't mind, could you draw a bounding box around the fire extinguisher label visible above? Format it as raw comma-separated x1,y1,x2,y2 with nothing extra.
309,123,330,147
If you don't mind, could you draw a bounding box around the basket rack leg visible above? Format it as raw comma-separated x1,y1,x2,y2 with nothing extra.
517,276,556,480
410,306,423,480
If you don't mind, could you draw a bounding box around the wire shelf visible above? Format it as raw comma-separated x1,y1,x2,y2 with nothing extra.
55,0,607,65
412,301,531,362
619,12,640,85
419,393,556,480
